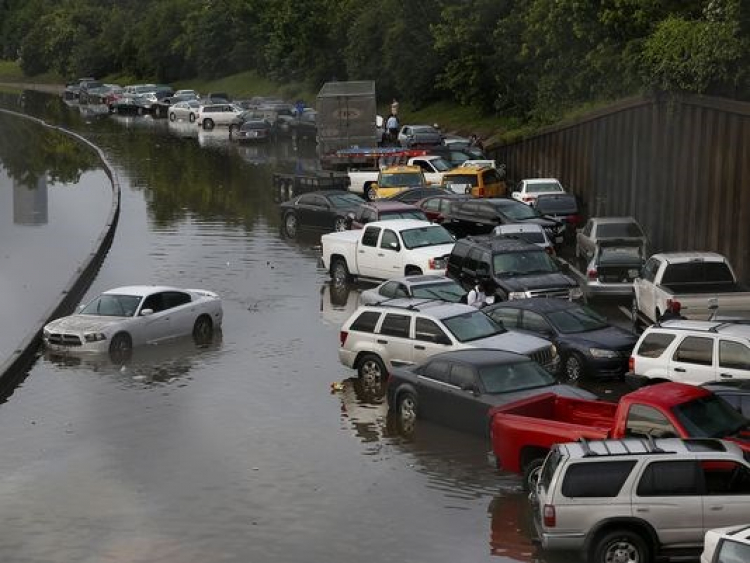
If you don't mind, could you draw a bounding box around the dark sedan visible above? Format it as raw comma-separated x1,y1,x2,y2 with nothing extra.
234,120,272,142
279,190,364,237
385,186,453,205
484,298,638,381
416,193,474,224
532,193,583,242
346,200,427,230
387,349,595,436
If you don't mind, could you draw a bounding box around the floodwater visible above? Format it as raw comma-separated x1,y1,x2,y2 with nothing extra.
0,92,627,563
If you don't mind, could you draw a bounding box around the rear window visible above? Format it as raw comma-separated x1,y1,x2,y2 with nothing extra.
597,222,644,238
661,262,735,284
561,461,636,498
444,174,478,187
535,197,578,214
636,333,676,358
349,311,380,333
527,182,563,193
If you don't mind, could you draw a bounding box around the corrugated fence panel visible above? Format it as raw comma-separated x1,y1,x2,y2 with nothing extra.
491,95,750,282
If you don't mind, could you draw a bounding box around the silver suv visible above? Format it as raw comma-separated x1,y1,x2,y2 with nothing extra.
533,437,750,563
338,299,558,386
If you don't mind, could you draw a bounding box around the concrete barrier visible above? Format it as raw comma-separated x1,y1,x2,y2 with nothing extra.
0,109,121,399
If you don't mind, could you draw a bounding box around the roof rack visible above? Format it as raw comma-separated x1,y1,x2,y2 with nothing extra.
375,298,446,311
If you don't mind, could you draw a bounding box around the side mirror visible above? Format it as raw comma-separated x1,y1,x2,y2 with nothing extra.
511,191,520,198
140,308,154,317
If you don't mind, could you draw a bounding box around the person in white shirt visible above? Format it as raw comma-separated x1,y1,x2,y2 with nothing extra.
467,283,486,309
386,113,399,143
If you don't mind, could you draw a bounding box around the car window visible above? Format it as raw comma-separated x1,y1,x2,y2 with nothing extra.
701,460,750,495
423,198,440,212
477,360,556,393
582,220,593,237
521,311,553,334
662,262,735,284
349,311,380,333
547,306,608,334
400,225,454,249
636,332,676,358
420,360,450,382
380,229,400,250
719,341,750,370
715,539,750,563
561,461,636,498
141,292,167,313
625,404,679,438
464,248,482,272
487,308,520,329
378,281,400,299
415,318,449,343
81,294,141,317
637,460,700,496
361,226,380,247
672,394,747,439
450,364,475,389
312,196,328,208
641,257,660,282
162,291,191,309
597,221,644,238
379,313,411,338
297,194,317,205
442,310,504,342
673,336,714,366
411,281,465,302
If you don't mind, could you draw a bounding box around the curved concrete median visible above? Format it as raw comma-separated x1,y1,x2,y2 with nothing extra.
0,109,121,398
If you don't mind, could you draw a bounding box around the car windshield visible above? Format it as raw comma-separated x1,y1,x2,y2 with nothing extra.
597,222,644,238
547,306,608,333
527,182,563,193
444,174,478,188
80,294,141,317
442,311,505,342
430,158,453,172
329,193,363,207
500,202,541,220
502,230,545,244
242,122,268,130
401,225,454,249
672,395,749,438
493,251,559,276
411,281,466,302
478,360,556,394
380,173,424,188
535,197,578,214
380,210,427,221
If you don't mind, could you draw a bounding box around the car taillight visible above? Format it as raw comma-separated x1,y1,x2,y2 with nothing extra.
543,504,556,527
567,214,582,225
628,356,634,372
340,331,348,347
587,268,598,280
522,196,534,202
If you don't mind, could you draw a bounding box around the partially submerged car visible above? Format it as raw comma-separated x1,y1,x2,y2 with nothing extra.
43,286,223,362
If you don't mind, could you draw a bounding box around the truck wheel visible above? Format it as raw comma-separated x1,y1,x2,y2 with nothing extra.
564,353,585,383
592,529,650,563
331,258,352,287
283,212,299,238
522,458,545,492
364,184,376,201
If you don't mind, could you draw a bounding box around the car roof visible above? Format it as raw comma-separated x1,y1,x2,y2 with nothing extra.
496,223,544,233
379,274,456,286
649,319,750,338
381,165,422,173
523,178,560,184
444,167,485,176
457,235,542,253
361,201,419,211
426,348,532,365
487,297,578,314
650,251,727,262
417,194,472,203
365,298,474,318
625,381,713,407
703,380,750,393
298,190,359,198
559,437,742,460
589,216,638,224
363,219,437,230
102,285,183,297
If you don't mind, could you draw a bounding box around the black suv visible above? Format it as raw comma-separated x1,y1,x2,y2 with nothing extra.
446,236,582,301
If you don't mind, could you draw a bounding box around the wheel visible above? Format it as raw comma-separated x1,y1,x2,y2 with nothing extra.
564,352,585,382
137,106,144,115
229,124,237,135
109,332,132,364
283,212,299,238
405,267,423,276
358,353,387,388
169,112,176,122
397,392,418,435
522,458,545,492
592,529,650,563
189,113,196,123
331,258,351,286
203,118,214,130
192,315,213,344
333,216,347,232
364,184,376,201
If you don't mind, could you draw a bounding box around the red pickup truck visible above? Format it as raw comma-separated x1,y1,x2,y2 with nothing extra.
488,381,750,490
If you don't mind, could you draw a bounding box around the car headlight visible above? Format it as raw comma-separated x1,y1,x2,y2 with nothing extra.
589,348,618,359
508,291,530,300
569,287,583,300
550,344,558,358
83,332,107,343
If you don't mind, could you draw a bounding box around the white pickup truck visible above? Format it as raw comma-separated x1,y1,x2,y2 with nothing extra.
633,251,750,324
348,155,451,200
321,219,455,284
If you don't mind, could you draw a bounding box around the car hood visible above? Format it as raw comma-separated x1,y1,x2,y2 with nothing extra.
45,315,127,333
497,273,578,291
485,383,596,406
407,243,455,259
563,326,638,351
469,331,551,355
516,216,561,229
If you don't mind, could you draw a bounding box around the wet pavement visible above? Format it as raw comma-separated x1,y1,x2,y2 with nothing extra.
0,92,634,563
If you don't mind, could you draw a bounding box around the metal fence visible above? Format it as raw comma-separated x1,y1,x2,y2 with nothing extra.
489,94,750,282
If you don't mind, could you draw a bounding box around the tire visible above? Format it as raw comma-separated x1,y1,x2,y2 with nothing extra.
169,112,176,122
591,529,650,563
358,353,387,389
364,184,376,201
189,113,196,123
192,315,213,344
331,258,351,287
283,212,299,238
333,216,347,232
137,106,144,116
109,332,133,364
397,391,418,435
522,458,545,492
564,352,585,383
203,118,214,130
229,124,237,135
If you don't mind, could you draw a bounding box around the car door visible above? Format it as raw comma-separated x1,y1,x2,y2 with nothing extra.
377,312,413,367
412,317,453,365
160,290,194,336
138,291,173,343
414,359,454,422
632,460,704,548
717,339,750,382
669,335,717,384
519,310,556,340
377,229,406,279
485,307,521,331
357,226,383,277
311,195,333,230
446,363,489,434
295,194,318,228
634,257,662,320
700,459,750,532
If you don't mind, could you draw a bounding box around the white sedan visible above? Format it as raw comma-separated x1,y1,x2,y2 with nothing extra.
168,100,201,122
511,178,566,205
43,285,223,361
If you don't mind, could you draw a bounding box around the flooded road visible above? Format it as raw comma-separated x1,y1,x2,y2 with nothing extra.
0,92,628,563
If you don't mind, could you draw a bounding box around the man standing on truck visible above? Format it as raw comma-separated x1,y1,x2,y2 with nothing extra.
659,299,686,322
386,113,399,145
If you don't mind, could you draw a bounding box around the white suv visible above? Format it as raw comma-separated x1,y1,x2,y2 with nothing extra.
197,103,243,130
533,437,750,563
630,320,750,385
339,299,558,385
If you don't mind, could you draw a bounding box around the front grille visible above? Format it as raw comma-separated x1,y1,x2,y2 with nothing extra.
530,346,555,368
47,333,83,347
527,288,570,299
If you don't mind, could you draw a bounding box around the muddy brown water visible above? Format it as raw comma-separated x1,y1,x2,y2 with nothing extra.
0,92,633,563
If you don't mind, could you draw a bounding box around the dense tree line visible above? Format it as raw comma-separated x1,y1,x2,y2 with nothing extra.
1,0,748,120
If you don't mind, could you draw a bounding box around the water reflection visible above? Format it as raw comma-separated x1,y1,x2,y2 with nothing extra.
13,174,48,225
319,282,361,328
488,494,548,562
